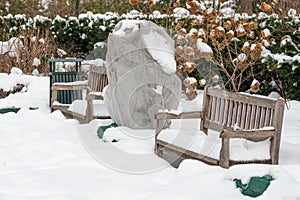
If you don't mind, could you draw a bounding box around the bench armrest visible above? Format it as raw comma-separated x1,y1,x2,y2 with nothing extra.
155,111,203,120
52,84,87,91
219,128,276,168
51,83,88,109
220,129,275,139
155,111,203,140
86,93,104,101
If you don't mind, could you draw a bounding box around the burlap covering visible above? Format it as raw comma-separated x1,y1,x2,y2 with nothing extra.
104,20,181,129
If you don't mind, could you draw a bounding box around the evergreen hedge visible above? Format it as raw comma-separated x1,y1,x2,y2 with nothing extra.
0,11,299,100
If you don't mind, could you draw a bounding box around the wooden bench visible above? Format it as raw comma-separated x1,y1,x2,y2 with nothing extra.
51,64,110,123
155,86,285,168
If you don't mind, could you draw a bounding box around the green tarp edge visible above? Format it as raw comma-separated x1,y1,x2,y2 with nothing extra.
234,175,273,198
0,108,21,114
0,107,38,114
97,122,118,141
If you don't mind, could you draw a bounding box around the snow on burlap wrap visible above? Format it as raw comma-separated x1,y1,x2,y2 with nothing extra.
105,20,181,129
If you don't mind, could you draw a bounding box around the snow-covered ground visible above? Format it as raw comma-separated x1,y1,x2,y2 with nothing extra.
0,73,300,199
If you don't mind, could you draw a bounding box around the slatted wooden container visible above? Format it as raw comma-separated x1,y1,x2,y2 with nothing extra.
155,86,285,168
49,58,83,105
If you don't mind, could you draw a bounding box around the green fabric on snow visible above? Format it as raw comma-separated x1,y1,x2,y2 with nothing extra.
234,175,273,198
97,122,118,139
0,108,21,114
0,107,38,114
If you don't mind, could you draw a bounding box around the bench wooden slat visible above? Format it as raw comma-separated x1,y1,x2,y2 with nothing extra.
215,97,221,122
200,86,210,134
216,97,221,123
266,108,273,126
250,105,257,129
211,96,216,121
156,111,203,120
240,103,246,129
237,102,243,128
230,100,237,127
260,107,267,128
223,99,230,126
52,84,87,90
245,104,252,129
220,129,276,139
271,100,285,164
203,119,226,132
219,98,226,125
255,106,261,129
156,140,219,165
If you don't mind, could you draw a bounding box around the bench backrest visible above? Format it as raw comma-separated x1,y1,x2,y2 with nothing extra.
200,87,285,133
87,65,108,93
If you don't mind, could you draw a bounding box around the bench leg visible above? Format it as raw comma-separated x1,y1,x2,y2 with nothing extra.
86,99,93,123
155,119,164,152
220,138,230,168
270,137,279,164
155,144,163,158
51,90,58,112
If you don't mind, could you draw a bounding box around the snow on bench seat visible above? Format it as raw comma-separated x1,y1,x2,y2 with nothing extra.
157,119,271,161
